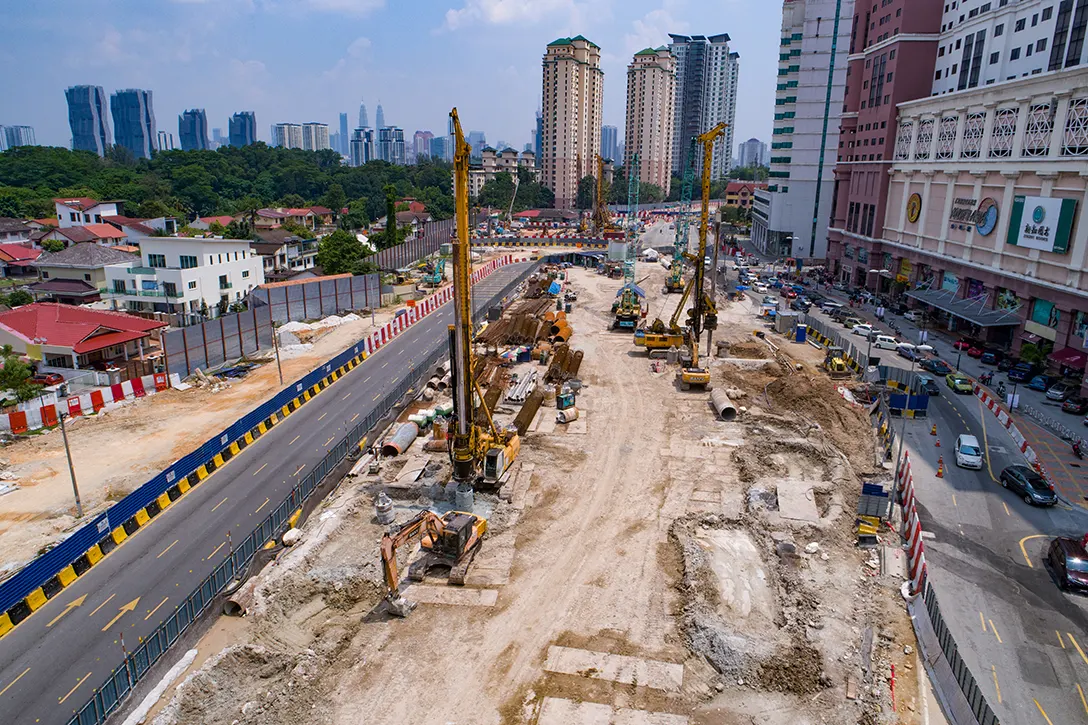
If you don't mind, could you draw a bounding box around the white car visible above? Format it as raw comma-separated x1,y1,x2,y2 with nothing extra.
955,434,984,470
851,323,874,338
872,334,899,350
903,310,922,323
752,282,770,293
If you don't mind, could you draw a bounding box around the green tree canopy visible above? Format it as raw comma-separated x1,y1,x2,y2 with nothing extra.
0,344,40,403
40,239,65,253
316,229,365,275
576,175,596,211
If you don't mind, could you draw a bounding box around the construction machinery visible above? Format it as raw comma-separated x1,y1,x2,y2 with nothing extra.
677,123,726,392
380,509,487,617
592,154,614,236
664,141,697,294
422,257,445,287
447,108,521,506
823,345,851,379
611,153,643,330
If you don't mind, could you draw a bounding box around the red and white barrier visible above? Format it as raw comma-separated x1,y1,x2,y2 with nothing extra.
974,385,1038,462
895,451,929,595
3,372,174,434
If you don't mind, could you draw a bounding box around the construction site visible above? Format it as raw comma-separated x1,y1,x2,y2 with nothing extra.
117,115,930,725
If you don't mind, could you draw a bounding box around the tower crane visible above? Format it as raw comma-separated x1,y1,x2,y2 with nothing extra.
447,108,520,506
664,140,697,294
611,153,643,329
677,123,726,391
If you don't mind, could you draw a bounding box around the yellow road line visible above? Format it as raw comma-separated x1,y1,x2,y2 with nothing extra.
342,392,352,400
88,593,115,618
255,497,270,514
1019,535,1045,568
58,671,92,704
144,596,169,621
1068,632,1088,666
1059,631,1066,649
1002,501,1011,517
323,436,334,447
989,619,1002,644
980,611,987,631
156,539,179,559
317,412,327,421
208,541,226,560
1034,698,1055,725
1079,683,1088,715
373,393,380,401
350,413,359,423
0,667,30,698
952,494,958,507
253,462,268,476
991,665,1002,704
976,396,1001,483
211,496,228,512
292,464,306,477
289,435,300,445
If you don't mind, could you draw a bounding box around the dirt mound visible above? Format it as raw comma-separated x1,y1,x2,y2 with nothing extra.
726,342,768,359
756,643,824,694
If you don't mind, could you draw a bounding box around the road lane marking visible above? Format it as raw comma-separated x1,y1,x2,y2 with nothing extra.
156,535,179,557
317,412,327,421
100,598,139,631
373,393,381,401
1002,501,1010,517
980,612,986,632
211,496,228,512
1019,535,1045,568
1079,683,1088,715
46,594,87,628
1059,631,1067,648
342,392,352,400
255,497,270,514
289,435,301,446
1068,633,1088,666
144,596,169,621
382,361,389,368
253,463,268,476
89,593,115,618
1034,699,1055,725
0,667,29,698
952,494,957,507
989,620,1002,644
991,665,1001,704
323,436,334,447
58,671,92,704
208,541,227,560
351,413,359,423
292,464,306,477
363,376,371,383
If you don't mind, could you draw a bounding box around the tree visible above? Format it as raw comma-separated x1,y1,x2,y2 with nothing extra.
316,229,366,275
640,183,665,204
321,183,346,218
0,345,41,403
339,198,369,231
5,290,32,307
282,221,313,238
608,167,627,205
135,199,180,219
384,184,398,250
276,193,306,208
208,221,228,236
40,239,65,253
576,175,596,211
226,219,252,239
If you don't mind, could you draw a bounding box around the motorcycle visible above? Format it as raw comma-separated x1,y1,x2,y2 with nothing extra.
1075,441,1084,460
996,381,1007,397
979,372,994,386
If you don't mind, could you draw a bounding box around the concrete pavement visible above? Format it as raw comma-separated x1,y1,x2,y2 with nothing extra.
0,262,532,725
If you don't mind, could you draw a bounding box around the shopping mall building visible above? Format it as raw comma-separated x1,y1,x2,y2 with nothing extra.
828,67,1088,364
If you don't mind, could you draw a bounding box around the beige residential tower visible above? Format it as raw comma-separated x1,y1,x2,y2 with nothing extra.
625,47,676,198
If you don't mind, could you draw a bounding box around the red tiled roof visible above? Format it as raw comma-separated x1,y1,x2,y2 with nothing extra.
309,206,333,215
53,197,99,211
0,302,166,354
285,208,315,216
46,225,125,243
257,209,290,219
514,210,541,218
199,215,235,226
103,215,155,235
0,244,41,263
33,218,58,228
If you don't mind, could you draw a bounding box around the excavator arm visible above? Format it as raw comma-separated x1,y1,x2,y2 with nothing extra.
381,510,445,607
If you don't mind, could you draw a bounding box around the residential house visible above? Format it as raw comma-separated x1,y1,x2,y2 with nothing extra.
53,198,122,228
283,208,316,229
29,243,140,305
0,243,41,279
251,228,319,282
0,302,166,371
190,215,236,231
723,182,767,210
104,215,178,237
103,237,264,319
0,218,32,243
254,209,291,229
309,206,335,228
373,211,433,241
30,224,128,250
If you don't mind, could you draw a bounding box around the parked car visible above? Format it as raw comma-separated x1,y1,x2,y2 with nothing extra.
953,339,974,351
921,358,954,376
1063,396,1088,415
903,310,923,323
980,349,1004,365
1007,363,1040,382
1047,537,1088,591
873,335,899,350
967,345,986,358
841,317,864,329
28,373,64,386
1000,464,1058,506
955,434,984,470
790,299,811,312
782,289,798,300
946,373,974,394
1047,381,1079,401
1028,374,1059,392
997,356,1019,372
916,375,940,396
753,282,770,293
762,295,777,306
851,323,874,337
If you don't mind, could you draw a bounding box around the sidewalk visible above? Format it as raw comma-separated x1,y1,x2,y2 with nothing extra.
1017,415,1088,506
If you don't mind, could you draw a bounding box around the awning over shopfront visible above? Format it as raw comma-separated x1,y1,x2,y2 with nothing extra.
1050,346,1087,369
905,288,1022,328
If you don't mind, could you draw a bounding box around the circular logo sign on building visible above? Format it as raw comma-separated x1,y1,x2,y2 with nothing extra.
907,193,922,223
976,198,999,236
1032,205,1047,224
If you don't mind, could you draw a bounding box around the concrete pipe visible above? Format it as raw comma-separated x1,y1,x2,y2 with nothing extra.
425,376,441,391
438,374,451,390
381,423,418,456
223,576,261,617
710,389,738,421
551,322,573,343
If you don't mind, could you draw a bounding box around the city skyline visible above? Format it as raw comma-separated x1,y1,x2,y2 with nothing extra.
2,0,776,159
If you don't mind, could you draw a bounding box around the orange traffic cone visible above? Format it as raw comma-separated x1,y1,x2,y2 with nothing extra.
931,423,937,436
935,437,941,448
936,456,944,478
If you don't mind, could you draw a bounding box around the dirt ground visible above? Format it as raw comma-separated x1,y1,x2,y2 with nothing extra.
148,226,928,725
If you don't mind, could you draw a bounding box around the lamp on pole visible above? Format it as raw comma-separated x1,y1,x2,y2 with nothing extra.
893,343,934,481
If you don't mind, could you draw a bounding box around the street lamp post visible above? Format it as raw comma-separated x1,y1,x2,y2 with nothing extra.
955,347,963,373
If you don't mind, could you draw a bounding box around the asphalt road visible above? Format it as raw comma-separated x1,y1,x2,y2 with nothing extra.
0,261,533,725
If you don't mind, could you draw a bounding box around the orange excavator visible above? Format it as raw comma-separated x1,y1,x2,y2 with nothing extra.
380,509,488,617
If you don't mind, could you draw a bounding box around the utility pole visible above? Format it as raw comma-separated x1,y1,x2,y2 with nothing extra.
271,322,284,386
59,412,83,518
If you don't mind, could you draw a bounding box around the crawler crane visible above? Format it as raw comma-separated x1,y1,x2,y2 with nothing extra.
665,141,696,294
611,153,643,329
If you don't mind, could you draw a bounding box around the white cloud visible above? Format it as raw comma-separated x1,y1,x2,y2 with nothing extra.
304,0,385,15
624,7,686,57
443,0,604,31
347,36,372,57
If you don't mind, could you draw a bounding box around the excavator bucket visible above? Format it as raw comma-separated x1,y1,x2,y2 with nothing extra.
387,595,417,618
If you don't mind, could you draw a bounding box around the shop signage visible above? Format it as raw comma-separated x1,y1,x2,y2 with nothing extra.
1007,195,1077,253
948,197,999,235
996,288,1018,311
941,271,959,293
896,258,912,284
907,193,921,223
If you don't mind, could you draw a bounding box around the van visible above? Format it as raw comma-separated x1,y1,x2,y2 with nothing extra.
873,335,898,350
955,434,984,470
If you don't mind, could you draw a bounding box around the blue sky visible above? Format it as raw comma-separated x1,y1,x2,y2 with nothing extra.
2,0,780,156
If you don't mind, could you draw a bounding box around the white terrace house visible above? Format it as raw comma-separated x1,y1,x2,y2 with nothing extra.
103,237,265,319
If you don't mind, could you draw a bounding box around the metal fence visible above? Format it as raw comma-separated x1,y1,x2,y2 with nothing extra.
921,582,1001,725
368,218,453,270
163,274,380,378
65,343,448,725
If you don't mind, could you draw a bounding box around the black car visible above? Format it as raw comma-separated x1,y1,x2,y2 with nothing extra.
920,358,954,376
999,464,1058,506
1047,537,1088,592
997,356,1019,372
790,299,811,312
1063,396,1088,415
915,375,941,396
1008,363,1039,382
980,349,1005,365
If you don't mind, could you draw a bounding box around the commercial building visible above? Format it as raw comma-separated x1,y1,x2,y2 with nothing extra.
736,137,768,167
358,101,369,131
540,36,604,209
932,0,1088,96
826,0,942,274
301,122,330,151
839,67,1088,368
110,88,157,159
1,126,36,150
601,124,619,161
375,103,385,132
65,85,112,156
413,130,434,162
271,122,304,149
668,33,739,180
339,112,349,155
350,128,375,166
229,112,256,147
750,0,855,260
156,130,175,151
534,110,543,166
624,47,676,197
430,135,451,163
103,236,264,318
467,130,487,161
178,108,209,151
378,126,406,165
211,128,224,149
